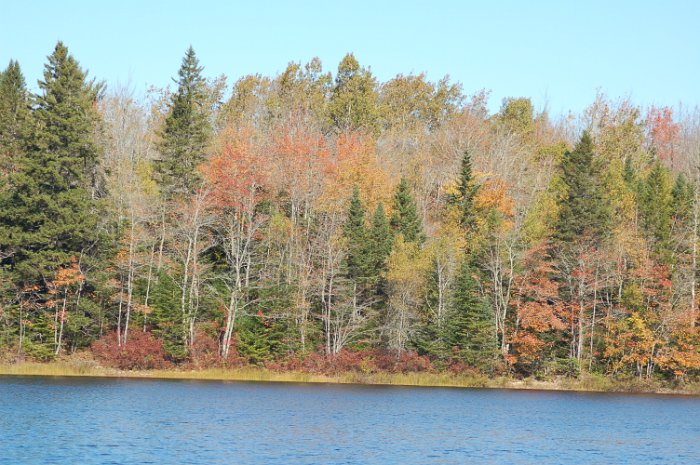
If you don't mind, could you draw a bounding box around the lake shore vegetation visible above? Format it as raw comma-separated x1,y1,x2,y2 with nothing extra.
2,44,700,392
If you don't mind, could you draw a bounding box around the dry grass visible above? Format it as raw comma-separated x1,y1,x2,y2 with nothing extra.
2,362,699,395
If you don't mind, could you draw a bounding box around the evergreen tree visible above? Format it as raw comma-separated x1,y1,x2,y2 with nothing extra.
0,42,102,282
343,187,370,281
0,60,31,176
623,157,636,187
639,161,674,260
450,150,479,231
157,46,210,197
671,173,694,225
369,203,393,270
447,261,498,367
390,177,425,244
554,132,609,245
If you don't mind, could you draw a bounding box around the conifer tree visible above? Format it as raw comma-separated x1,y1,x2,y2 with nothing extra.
450,150,479,231
671,173,694,225
448,261,498,367
0,60,30,176
157,46,210,197
623,157,636,187
554,132,609,245
369,203,393,270
390,177,425,244
343,187,369,281
0,42,102,281
639,161,674,260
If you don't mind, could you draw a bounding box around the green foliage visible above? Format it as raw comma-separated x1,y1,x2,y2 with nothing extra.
449,150,480,232
638,161,673,260
368,203,393,281
237,313,288,365
496,97,534,138
329,53,379,134
379,73,462,131
343,187,370,281
0,42,103,282
148,270,188,360
554,131,610,245
390,178,425,244
0,60,31,175
671,173,694,226
447,261,498,367
157,46,211,197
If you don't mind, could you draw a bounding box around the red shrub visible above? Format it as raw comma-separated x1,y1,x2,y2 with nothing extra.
266,349,433,375
92,330,170,370
187,330,223,369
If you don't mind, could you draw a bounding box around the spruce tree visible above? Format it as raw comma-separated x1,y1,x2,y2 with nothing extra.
639,161,673,260
450,150,479,231
157,46,210,197
554,131,609,245
343,187,370,281
0,42,102,282
366,202,393,291
369,203,393,270
448,261,498,368
0,60,31,176
671,173,694,225
390,177,425,244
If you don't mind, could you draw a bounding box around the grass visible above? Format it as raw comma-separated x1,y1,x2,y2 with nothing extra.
2,360,699,395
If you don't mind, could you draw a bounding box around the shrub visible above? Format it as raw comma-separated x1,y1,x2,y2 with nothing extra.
91,330,170,370
186,329,222,369
266,349,433,375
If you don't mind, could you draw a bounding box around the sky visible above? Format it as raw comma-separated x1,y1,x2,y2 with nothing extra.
1,0,699,116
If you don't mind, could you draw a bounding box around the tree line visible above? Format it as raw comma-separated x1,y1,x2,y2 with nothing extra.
1,43,699,380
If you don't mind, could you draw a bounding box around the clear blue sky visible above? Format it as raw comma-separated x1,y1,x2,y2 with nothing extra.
1,0,698,115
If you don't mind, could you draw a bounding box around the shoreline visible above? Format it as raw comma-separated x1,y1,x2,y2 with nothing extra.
2,362,699,397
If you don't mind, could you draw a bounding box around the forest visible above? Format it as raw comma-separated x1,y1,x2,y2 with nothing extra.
1,42,699,383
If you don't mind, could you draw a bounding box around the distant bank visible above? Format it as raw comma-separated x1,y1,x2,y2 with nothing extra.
2,360,699,396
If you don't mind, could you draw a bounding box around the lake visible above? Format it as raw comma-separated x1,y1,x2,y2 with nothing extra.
1,376,699,464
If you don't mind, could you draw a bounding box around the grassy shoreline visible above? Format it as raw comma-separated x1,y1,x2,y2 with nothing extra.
2,361,700,396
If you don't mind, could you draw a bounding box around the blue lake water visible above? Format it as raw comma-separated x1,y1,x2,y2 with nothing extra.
1,376,699,464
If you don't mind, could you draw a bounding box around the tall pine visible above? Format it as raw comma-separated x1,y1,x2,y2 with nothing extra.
639,161,674,261
343,187,370,281
0,60,31,176
451,150,479,231
554,131,609,245
369,203,393,271
0,42,102,282
157,46,210,197
390,177,425,244
448,261,498,368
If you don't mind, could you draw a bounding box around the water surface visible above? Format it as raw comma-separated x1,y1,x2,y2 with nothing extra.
1,376,699,464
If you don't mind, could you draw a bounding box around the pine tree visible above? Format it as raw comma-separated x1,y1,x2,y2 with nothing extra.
671,172,693,225
343,187,370,281
369,203,393,270
0,42,102,282
390,177,425,244
447,261,498,368
157,46,210,197
554,132,609,245
450,150,479,231
365,202,393,292
0,60,31,176
639,161,673,260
